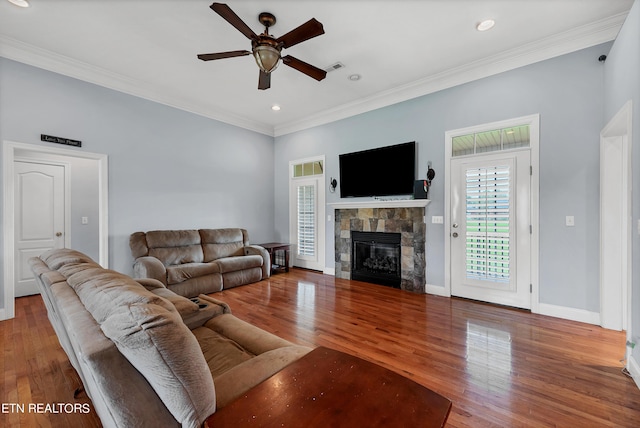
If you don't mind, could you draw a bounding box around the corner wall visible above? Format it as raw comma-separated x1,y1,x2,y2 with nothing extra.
275,43,609,315
0,57,276,284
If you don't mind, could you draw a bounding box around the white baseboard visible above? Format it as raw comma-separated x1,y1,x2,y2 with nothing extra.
323,267,335,276
537,302,600,325
426,284,450,297
628,355,640,391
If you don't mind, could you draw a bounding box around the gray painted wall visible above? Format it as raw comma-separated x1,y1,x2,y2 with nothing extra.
603,0,640,364
0,57,276,288
275,43,610,312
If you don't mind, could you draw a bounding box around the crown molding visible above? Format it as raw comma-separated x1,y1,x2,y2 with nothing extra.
273,13,627,136
0,36,275,136
0,12,627,139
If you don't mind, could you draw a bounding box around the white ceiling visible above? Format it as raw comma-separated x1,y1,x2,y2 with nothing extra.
0,0,633,136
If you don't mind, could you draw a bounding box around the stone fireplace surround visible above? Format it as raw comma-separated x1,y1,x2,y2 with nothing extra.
331,200,429,293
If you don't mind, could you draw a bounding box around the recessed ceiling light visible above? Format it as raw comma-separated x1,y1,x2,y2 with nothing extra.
271,104,281,111
476,19,495,32
7,0,30,7
348,74,361,81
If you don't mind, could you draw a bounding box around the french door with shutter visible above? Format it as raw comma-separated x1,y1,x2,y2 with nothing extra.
289,157,325,271
450,150,531,309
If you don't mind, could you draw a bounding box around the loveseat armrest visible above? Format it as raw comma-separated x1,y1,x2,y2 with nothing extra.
245,245,271,279
133,256,167,285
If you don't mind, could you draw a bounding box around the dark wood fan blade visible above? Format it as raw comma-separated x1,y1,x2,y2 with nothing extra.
197,50,251,61
282,55,327,81
276,18,324,49
258,70,271,90
210,3,257,40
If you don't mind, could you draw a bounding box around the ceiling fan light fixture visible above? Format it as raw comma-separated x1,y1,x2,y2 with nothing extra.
253,45,281,73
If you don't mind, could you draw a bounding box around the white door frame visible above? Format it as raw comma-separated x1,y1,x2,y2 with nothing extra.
599,100,632,333
444,114,540,312
288,155,325,271
2,140,109,320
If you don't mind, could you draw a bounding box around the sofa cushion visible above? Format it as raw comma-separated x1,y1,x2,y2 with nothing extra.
213,346,312,409
146,230,204,266
215,255,263,274
62,264,170,324
200,229,246,262
166,262,220,285
39,248,99,270
101,302,216,428
192,327,253,378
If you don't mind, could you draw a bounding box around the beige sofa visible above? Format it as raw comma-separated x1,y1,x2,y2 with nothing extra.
29,248,311,428
129,228,270,297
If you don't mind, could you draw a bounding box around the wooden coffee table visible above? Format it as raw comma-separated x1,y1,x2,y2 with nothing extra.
204,346,451,427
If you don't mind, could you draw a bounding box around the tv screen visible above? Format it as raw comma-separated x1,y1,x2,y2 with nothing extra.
339,141,416,198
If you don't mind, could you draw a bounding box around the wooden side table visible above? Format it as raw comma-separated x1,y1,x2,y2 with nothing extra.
258,242,291,274
204,346,452,427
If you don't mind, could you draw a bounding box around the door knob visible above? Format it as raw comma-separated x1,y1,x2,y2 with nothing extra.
56,232,62,237
452,232,459,238
452,223,459,228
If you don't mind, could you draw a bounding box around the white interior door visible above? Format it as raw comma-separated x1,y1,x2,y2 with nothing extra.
450,150,531,309
14,161,66,297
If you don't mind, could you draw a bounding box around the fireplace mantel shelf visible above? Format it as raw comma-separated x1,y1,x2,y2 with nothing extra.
328,199,430,209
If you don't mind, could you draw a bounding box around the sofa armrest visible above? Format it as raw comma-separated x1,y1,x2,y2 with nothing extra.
132,256,167,285
181,294,232,329
245,245,271,279
134,278,166,290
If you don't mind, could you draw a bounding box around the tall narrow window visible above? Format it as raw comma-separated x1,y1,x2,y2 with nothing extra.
465,165,510,283
297,184,315,257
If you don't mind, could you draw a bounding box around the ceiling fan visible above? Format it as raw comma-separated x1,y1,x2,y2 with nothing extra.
198,2,327,90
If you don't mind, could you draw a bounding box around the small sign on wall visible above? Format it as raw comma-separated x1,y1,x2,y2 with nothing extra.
41,134,82,147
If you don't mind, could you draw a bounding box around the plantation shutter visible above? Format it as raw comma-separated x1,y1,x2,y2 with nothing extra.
297,184,315,257
465,165,510,283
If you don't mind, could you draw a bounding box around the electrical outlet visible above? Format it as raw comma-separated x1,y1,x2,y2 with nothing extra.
432,216,444,224
565,216,575,227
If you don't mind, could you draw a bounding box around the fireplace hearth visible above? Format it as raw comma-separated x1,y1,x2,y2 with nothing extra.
352,231,401,288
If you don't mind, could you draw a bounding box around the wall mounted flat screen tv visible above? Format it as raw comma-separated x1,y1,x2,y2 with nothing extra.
339,141,416,198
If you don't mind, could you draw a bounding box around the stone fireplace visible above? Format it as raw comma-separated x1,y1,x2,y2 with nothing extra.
333,202,427,293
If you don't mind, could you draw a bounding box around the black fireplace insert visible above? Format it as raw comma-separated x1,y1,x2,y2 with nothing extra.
351,231,401,288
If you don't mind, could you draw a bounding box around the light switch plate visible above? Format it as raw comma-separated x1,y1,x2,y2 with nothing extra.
432,216,444,224
566,216,575,227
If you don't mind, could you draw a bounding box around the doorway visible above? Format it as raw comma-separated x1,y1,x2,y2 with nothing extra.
445,114,540,311
2,141,109,320
599,100,632,332
14,160,69,297
289,156,325,272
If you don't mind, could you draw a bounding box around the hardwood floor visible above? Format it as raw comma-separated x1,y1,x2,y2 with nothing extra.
2,268,639,427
